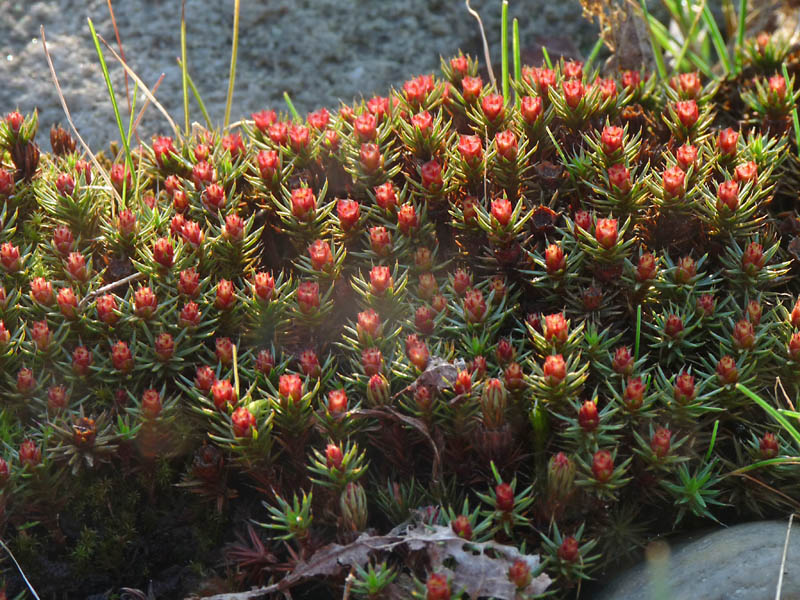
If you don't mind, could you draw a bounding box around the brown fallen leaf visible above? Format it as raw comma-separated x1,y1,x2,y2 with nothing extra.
186,524,551,600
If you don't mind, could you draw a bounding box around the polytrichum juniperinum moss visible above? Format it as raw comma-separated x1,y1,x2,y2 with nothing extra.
0,20,799,600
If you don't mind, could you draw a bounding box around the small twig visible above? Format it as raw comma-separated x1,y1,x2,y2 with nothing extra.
465,0,496,88
0,538,41,600
776,513,795,600
79,272,146,309
40,26,121,205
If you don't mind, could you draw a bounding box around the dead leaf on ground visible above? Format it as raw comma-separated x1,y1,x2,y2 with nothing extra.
187,524,551,600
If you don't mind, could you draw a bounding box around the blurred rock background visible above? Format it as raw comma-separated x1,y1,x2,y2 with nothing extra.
0,0,597,149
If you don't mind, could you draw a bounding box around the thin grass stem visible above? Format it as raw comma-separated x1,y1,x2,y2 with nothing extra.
513,18,521,107
782,63,800,155
735,0,747,74
121,81,138,204
541,46,552,70
635,304,642,361
585,36,605,71
130,73,165,141
737,383,800,451
233,343,240,399
126,82,138,155
181,0,189,135
545,126,567,165
106,0,130,111
223,0,240,130
88,18,135,187
40,26,121,207
465,0,496,88
0,539,40,600
284,92,300,121
639,0,668,80
672,0,707,75
97,33,179,136
177,59,213,130
701,3,732,75
704,420,719,461
501,1,509,102
727,457,800,476
647,15,715,78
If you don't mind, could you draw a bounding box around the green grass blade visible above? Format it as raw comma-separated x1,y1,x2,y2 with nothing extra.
513,18,521,107
728,457,800,476
177,58,213,130
124,82,139,205
701,3,732,75
87,18,134,184
545,126,567,165
501,1,509,101
541,46,552,70
284,92,300,121
662,0,688,30
704,420,719,461
781,63,800,155
223,0,241,129
737,383,800,451
126,81,138,147
0,538,41,600
585,36,605,71
647,16,715,79
634,304,642,361
639,0,668,80
181,0,189,135
671,0,706,75
735,0,747,74
701,32,712,63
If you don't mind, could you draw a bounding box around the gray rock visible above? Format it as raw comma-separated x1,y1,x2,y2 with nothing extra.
0,0,597,150
595,520,800,600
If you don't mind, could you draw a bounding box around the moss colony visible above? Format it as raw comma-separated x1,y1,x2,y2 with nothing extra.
1,32,800,599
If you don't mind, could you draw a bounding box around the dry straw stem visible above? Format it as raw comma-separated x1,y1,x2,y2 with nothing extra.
775,513,796,599
78,272,146,309
0,538,41,600
129,73,166,143
465,0,496,88
40,25,122,208
775,377,796,412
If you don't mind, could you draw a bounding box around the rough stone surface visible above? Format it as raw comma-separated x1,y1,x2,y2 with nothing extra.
0,0,596,150
595,520,800,600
